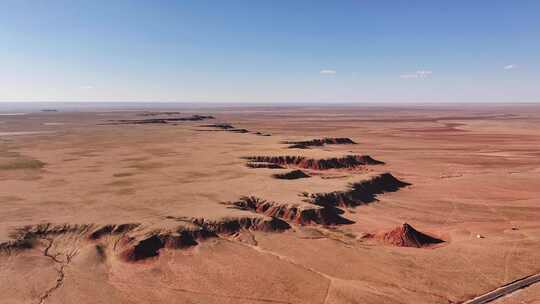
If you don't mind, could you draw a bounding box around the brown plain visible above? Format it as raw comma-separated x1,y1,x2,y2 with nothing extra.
1,104,539,304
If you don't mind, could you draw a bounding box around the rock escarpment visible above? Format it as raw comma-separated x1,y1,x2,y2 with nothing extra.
244,155,384,170
137,111,182,116
307,173,410,207
226,173,410,229
107,115,215,125
0,215,290,262
273,170,311,179
284,137,357,149
0,223,93,254
118,222,215,261
246,163,285,169
200,123,271,136
224,196,353,226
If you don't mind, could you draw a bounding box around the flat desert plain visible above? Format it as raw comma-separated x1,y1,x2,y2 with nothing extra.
0,104,539,304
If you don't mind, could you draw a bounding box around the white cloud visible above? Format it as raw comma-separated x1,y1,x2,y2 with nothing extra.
320,69,337,75
400,74,419,79
504,64,517,70
416,70,432,77
80,85,94,90
400,70,433,79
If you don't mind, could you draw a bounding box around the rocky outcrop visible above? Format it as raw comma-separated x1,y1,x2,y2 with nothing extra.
379,223,444,248
244,155,384,170
121,235,166,261
229,128,250,133
0,217,290,262
225,196,353,226
120,216,289,261
191,216,290,234
273,170,311,179
225,175,409,227
200,123,271,136
0,223,93,254
119,223,213,261
308,173,410,207
0,236,36,254
137,111,182,116
107,115,215,125
201,123,235,129
254,132,271,136
284,138,357,149
246,162,285,169
89,223,140,240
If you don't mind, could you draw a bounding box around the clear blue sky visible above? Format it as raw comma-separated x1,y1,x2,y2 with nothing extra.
1,0,539,103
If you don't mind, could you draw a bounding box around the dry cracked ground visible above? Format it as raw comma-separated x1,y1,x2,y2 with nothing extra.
1,105,540,304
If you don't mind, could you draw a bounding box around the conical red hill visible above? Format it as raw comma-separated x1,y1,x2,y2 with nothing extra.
381,223,443,248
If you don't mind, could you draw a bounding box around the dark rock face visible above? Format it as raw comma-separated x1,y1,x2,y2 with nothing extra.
225,196,353,226
246,163,285,169
244,155,384,170
380,223,444,248
0,217,290,262
137,112,182,116
308,173,410,207
284,137,357,149
0,223,94,254
89,224,140,240
121,216,289,261
121,225,216,261
200,123,271,136
192,216,290,234
124,235,164,261
89,225,115,240
229,128,249,133
107,115,215,125
225,173,410,228
200,123,235,129
273,170,311,180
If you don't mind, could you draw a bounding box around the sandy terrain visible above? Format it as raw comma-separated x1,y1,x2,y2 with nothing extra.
1,104,539,304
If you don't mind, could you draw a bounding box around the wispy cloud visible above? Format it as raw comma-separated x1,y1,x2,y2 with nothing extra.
503,64,517,70
320,69,337,75
80,85,94,90
416,70,432,77
400,70,433,79
399,74,419,79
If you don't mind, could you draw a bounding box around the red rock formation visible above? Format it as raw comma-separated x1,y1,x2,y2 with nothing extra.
120,216,289,261
120,225,213,261
191,216,290,234
0,223,94,254
200,123,271,136
137,111,182,116
285,137,357,149
380,223,443,248
225,196,353,226
273,170,311,179
309,173,410,207
0,218,289,262
244,155,384,170
89,223,140,240
108,115,215,125
246,163,285,169
200,123,235,129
